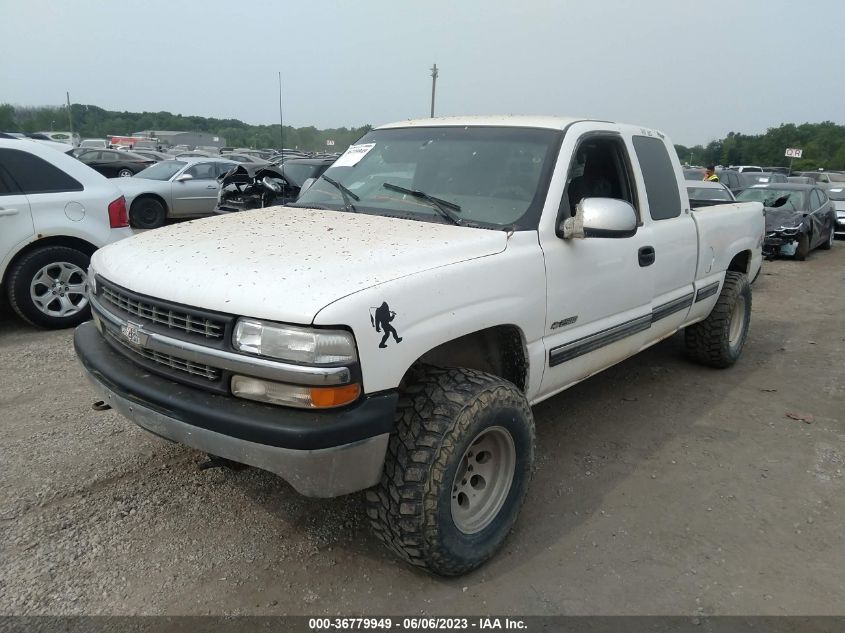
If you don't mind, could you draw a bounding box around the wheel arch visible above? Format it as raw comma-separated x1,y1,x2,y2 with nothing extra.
400,324,529,393
727,249,752,275
130,193,170,215
2,235,98,288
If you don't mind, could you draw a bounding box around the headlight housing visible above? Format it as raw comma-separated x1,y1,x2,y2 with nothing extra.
233,318,357,365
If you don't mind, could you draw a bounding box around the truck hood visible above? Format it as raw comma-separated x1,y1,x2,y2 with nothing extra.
92,207,508,323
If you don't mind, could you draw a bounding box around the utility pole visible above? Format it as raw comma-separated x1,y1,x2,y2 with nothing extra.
278,72,284,151
66,92,73,138
430,63,438,118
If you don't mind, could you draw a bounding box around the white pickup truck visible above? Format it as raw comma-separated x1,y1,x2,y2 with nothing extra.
75,116,764,576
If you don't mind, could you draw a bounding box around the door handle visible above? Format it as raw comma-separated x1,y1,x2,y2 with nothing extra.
638,246,655,267
0,207,19,217
205,185,217,190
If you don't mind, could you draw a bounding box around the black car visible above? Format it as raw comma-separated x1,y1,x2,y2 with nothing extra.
215,158,334,213
736,183,837,260
76,149,154,178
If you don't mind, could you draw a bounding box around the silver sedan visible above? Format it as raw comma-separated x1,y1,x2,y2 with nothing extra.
116,158,236,229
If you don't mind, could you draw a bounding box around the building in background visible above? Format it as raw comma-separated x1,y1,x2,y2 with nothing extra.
132,130,225,150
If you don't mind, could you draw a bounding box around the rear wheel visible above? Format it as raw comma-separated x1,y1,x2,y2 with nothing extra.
365,366,535,576
117,168,134,178
6,246,91,329
130,197,166,229
794,233,810,260
685,271,751,368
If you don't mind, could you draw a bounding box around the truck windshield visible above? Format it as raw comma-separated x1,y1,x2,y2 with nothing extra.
293,126,562,229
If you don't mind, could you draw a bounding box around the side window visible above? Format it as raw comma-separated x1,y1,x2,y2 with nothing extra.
562,136,637,219
185,163,216,179
819,189,828,206
632,136,682,220
79,151,99,163
215,162,235,177
810,189,823,210
0,148,83,194
99,151,119,163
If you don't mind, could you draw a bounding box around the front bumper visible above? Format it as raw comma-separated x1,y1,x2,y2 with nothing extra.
835,216,845,237
74,322,397,497
763,233,800,257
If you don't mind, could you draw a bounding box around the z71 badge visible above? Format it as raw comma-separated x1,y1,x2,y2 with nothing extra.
550,316,578,330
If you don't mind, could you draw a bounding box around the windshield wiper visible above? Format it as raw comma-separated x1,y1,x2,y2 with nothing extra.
321,175,359,212
382,182,463,226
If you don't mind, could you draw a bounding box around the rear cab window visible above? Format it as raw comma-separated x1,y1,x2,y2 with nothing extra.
632,136,682,220
0,148,83,194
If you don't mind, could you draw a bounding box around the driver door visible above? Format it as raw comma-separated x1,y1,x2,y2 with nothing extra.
171,162,219,216
537,128,655,399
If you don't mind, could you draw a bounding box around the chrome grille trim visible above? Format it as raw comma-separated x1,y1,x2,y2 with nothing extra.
90,294,352,386
106,329,220,381
100,284,226,339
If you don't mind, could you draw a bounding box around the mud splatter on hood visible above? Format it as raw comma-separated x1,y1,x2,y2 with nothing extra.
92,207,508,323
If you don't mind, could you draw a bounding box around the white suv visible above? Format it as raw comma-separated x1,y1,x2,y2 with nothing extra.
0,138,133,328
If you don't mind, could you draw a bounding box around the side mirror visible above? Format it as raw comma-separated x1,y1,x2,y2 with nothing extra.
175,173,193,182
561,198,638,239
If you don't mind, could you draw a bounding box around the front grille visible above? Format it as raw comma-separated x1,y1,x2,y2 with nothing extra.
99,281,227,340
106,329,220,381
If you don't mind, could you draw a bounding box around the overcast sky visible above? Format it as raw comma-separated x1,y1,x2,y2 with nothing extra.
1,0,843,146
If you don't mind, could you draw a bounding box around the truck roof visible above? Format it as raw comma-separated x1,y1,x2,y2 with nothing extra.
377,115,588,131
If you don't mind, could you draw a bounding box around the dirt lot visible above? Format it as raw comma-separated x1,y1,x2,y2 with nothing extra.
1,246,844,616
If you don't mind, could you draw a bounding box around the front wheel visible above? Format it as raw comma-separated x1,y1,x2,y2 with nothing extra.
685,271,751,368
6,246,91,329
818,223,834,250
117,168,134,177
365,367,535,576
794,233,810,260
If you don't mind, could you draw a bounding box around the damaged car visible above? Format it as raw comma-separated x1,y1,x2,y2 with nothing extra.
215,158,334,214
736,183,836,260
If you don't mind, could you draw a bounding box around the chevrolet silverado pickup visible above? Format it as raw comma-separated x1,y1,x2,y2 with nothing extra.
75,116,764,576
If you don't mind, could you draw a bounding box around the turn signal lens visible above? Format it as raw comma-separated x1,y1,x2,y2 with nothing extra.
231,375,361,409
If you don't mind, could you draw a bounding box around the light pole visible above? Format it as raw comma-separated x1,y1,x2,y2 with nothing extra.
430,63,438,118
278,72,284,151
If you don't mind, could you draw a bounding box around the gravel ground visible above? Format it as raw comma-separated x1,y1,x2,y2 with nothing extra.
1,245,844,616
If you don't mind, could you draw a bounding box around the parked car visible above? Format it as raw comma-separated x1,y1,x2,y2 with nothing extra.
0,137,132,328
131,150,170,163
215,157,334,214
741,171,788,186
730,165,764,173
787,176,815,185
717,169,744,194
175,151,214,158
685,180,735,207
737,183,836,259
796,170,845,186
77,149,154,178
828,187,845,239
76,115,763,575
219,153,269,165
195,145,221,154
80,138,108,149
115,158,236,229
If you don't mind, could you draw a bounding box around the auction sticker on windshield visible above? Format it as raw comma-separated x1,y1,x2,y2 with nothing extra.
333,143,376,167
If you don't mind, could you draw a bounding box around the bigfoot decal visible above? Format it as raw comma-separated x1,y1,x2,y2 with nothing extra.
370,302,403,349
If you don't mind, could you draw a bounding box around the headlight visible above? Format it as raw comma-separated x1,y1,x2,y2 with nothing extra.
233,318,357,365
231,375,360,409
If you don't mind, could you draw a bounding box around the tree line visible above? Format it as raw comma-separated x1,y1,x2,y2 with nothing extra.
0,103,372,152
2,103,843,169
674,121,845,171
